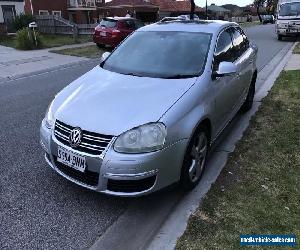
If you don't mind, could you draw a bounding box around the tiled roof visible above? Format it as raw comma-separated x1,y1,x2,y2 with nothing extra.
207,4,230,12
103,0,203,12
104,0,158,7
151,0,202,12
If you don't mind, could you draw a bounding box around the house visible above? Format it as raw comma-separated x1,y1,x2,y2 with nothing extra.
207,3,230,20
24,0,203,24
98,0,203,23
0,0,24,33
24,0,102,24
151,0,203,20
97,0,159,23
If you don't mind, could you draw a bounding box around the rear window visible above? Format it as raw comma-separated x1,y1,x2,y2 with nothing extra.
99,19,117,28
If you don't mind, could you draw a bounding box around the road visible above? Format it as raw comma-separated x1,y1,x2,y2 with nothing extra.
0,24,293,249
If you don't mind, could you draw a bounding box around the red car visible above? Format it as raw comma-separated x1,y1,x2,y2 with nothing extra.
93,17,144,48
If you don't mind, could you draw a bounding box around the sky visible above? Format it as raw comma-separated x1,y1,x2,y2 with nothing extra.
195,0,253,7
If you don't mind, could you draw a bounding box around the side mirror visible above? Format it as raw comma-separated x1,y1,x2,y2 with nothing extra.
100,52,111,63
213,62,237,78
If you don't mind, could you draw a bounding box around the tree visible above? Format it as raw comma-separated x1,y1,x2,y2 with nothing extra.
254,0,265,22
266,0,278,15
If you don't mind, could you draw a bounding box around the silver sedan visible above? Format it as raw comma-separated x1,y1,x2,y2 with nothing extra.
40,20,258,197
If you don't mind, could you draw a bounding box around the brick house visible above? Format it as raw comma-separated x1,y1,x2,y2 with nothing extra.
97,0,159,23
152,0,203,20
24,0,102,24
24,0,203,24
0,0,24,33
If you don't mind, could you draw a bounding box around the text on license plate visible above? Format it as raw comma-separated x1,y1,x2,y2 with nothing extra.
57,146,86,172
100,32,106,36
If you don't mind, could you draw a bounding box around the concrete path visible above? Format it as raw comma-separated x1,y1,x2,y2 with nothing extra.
0,44,90,80
285,44,300,70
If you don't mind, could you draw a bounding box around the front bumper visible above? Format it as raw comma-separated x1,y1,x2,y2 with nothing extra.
276,28,300,36
40,120,188,197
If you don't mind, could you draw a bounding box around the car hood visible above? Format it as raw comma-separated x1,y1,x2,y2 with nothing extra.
53,66,196,136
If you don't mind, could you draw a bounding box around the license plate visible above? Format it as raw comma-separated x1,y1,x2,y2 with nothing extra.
57,146,86,172
100,32,106,36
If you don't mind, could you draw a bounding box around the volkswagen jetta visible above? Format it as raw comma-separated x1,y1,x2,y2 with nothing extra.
40,20,258,196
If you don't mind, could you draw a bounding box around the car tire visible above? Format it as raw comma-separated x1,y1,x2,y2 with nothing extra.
97,43,105,48
241,74,256,113
180,125,209,190
278,34,283,41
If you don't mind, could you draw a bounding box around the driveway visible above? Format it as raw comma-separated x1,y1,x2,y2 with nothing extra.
0,24,294,249
0,44,88,80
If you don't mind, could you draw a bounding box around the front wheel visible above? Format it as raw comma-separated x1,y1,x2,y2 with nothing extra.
97,43,105,48
277,34,283,41
241,76,256,113
180,126,209,190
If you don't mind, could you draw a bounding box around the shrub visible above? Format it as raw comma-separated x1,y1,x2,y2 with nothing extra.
13,14,36,31
16,28,43,50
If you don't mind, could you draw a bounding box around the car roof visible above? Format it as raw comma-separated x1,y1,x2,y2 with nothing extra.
104,17,136,21
138,20,238,35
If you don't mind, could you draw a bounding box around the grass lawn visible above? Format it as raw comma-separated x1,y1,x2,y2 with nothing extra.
0,34,92,49
176,70,300,250
294,42,300,54
240,21,261,28
50,45,108,58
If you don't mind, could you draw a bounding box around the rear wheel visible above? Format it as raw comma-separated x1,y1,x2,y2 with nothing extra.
97,43,105,48
241,74,256,113
180,126,209,190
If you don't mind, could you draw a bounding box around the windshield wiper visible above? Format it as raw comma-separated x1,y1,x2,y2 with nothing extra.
163,74,198,79
122,72,143,77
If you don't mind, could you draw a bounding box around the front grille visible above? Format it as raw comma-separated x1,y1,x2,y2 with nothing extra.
54,120,113,156
107,176,156,193
53,156,99,186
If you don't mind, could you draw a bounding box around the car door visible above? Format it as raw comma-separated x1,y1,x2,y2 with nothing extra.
212,28,241,135
230,27,253,107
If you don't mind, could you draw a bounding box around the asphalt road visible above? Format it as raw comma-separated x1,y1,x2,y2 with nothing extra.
0,24,293,249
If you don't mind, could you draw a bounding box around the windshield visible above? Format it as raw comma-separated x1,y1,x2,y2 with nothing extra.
279,2,300,16
99,18,117,28
101,31,212,78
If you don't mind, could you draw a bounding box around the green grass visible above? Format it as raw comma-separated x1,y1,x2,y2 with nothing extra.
176,70,300,250
240,21,261,28
51,45,108,58
0,34,92,50
294,42,300,54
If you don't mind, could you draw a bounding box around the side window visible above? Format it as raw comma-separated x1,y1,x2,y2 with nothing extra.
134,20,144,29
231,27,249,60
213,29,234,71
124,20,135,29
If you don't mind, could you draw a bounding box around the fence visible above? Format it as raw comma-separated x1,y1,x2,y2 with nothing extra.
230,16,260,23
35,15,96,36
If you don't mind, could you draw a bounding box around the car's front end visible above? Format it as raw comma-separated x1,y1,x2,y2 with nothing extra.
276,1,300,38
276,19,300,36
40,118,188,196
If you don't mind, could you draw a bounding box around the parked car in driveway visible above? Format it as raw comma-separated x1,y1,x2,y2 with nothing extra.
93,17,144,48
41,20,258,197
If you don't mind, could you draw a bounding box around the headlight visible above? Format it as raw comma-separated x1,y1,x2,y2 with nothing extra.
277,23,288,28
45,102,54,129
114,123,167,153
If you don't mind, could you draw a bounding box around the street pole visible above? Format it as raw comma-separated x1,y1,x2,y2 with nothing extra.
206,0,208,20
29,0,34,15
